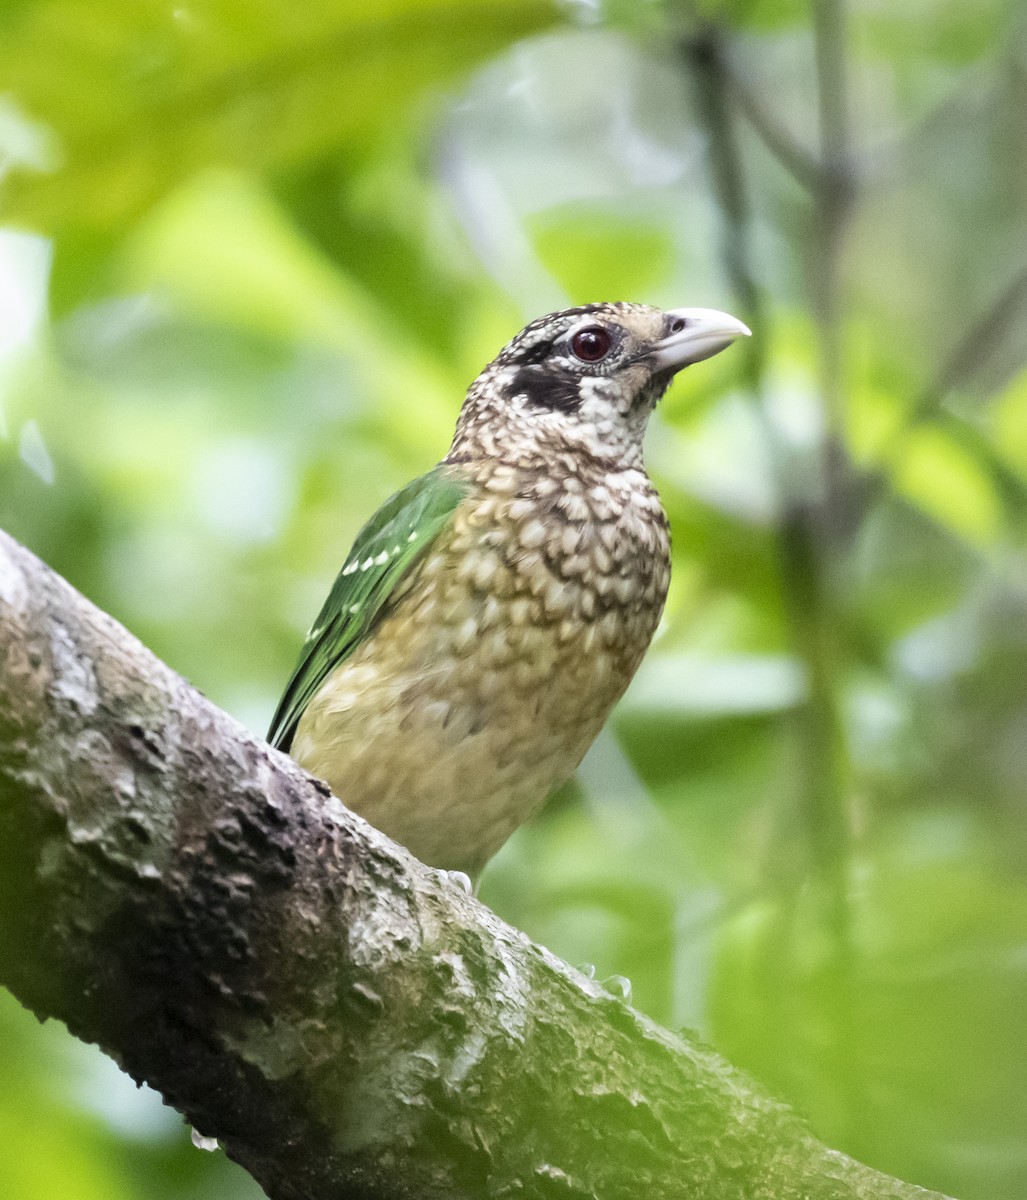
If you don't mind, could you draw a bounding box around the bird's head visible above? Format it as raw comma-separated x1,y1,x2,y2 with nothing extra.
449,302,750,468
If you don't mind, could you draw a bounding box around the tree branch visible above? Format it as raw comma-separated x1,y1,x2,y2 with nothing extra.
0,527,954,1200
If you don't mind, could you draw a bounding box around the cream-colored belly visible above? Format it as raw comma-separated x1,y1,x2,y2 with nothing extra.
291,476,669,877
291,600,637,877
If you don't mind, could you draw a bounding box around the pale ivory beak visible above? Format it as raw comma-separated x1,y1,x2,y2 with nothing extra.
649,307,752,371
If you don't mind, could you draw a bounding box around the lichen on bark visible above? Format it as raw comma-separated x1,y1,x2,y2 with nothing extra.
0,528,954,1200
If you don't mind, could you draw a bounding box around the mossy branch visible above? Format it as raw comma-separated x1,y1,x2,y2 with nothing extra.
0,528,953,1200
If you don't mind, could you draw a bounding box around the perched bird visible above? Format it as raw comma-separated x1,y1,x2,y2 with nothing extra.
268,302,749,880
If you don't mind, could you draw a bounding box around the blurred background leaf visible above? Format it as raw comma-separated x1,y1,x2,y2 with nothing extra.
2,1,1027,1198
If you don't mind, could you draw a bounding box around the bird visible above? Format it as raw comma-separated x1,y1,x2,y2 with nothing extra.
268,302,750,882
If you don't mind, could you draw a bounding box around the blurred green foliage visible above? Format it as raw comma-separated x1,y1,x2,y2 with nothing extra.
2,1,1027,1198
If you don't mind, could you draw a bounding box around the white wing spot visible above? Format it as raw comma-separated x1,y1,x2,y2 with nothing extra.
342,561,358,576
305,625,324,643
348,603,360,614
407,531,418,542
361,557,374,570
374,550,389,566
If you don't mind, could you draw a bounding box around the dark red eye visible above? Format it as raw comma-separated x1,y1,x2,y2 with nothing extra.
570,326,613,363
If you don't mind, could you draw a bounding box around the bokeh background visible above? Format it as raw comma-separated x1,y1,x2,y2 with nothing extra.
2,1,1027,1197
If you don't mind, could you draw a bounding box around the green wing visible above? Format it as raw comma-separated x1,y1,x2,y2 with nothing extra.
267,466,468,752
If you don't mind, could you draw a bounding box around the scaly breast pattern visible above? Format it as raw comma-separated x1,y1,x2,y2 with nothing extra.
291,460,670,877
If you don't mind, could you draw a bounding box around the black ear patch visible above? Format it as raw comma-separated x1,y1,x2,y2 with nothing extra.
508,364,581,414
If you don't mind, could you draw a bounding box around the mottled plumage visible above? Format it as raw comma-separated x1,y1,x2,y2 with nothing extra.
269,302,749,878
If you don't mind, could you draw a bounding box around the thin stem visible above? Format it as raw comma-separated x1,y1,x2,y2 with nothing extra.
812,0,855,435
809,0,860,1141
722,56,822,193
682,29,767,388
912,259,1027,424
682,14,859,1136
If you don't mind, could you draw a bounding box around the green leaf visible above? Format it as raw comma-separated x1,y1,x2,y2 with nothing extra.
529,209,673,301
992,369,1027,481
122,169,460,455
893,425,1002,546
1,0,558,234
710,833,1027,1200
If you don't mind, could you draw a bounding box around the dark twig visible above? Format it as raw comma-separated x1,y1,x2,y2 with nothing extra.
681,28,768,385
806,0,862,1138
721,53,823,193
911,259,1027,424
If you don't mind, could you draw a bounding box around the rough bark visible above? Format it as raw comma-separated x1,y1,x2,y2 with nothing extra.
0,527,953,1200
